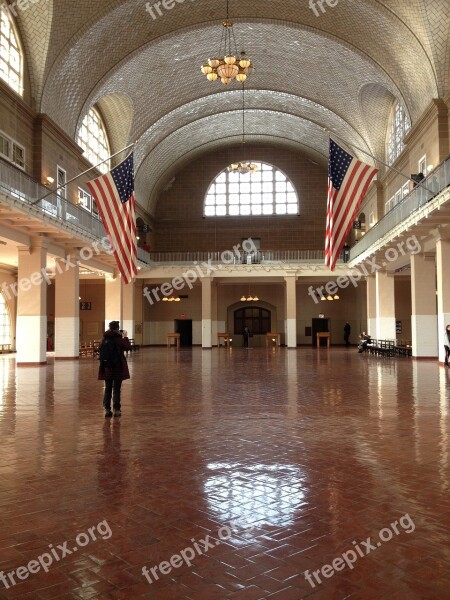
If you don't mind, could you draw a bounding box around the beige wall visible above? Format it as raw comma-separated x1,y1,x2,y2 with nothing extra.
395,278,412,342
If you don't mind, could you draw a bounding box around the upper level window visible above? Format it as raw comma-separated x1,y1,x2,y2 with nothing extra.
386,101,411,165
0,6,23,95
77,108,110,174
204,162,298,217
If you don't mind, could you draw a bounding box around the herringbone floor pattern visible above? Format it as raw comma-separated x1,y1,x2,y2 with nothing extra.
0,348,449,599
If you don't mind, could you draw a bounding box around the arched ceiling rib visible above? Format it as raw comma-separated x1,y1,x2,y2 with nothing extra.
136,110,337,214
11,0,448,215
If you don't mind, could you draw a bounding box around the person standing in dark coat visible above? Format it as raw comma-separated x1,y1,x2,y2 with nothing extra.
344,322,351,347
444,324,450,367
98,321,131,417
243,326,251,348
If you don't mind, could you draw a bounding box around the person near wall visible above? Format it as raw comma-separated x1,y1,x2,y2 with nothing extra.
344,322,351,347
444,324,450,367
357,332,371,353
243,326,251,348
98,321,131,417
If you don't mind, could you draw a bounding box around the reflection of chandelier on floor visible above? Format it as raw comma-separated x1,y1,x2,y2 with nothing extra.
200,0,253,84
227,84,260,175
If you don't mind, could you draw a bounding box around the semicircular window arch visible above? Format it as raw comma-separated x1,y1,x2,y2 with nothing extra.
204,162,298,217
0,7,23,95
386,101,411,165
77,107,111,175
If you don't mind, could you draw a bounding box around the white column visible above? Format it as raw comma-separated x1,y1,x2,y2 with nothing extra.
122,280,135,338
376,271,396,339
436,239,450,365
285,275,297,348
366,276,376,338
54,253,79,359
104,277,122,331
202,277,212,348
411,253,438,358
16,241,47,366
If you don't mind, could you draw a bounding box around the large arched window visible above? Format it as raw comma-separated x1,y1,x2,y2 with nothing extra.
204,162,298,217
0,292,11,345
0,6,23,95
77,108,110,174
386,101,411,165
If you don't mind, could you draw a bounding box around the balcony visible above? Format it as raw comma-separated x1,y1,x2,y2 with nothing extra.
0,158,106,240
350,156,450,262
146,249,325,266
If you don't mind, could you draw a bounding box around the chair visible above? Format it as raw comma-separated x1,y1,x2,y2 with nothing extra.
93,340,101,358
129,338,140,352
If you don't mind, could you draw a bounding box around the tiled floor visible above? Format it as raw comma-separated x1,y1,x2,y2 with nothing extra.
1,347,450,599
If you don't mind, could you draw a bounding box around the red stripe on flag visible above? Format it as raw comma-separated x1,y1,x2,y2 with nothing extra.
325,146,378,272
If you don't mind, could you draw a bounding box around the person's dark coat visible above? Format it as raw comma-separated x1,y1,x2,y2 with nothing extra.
98,330,131,381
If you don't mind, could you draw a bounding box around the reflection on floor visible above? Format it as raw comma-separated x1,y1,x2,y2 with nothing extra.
0,348,449,599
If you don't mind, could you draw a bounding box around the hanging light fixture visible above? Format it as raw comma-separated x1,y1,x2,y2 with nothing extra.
227,84,260,175
240,285,259,302
201,0,253,85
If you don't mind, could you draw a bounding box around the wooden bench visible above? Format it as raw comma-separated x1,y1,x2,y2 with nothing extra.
266,333,281,348
167,333,180,349
367,339,411,357
79,342,94,358
217,333,231,348
316,332,331,349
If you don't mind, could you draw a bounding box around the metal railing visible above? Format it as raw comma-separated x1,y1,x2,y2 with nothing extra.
147,249,325,264
0,159,105,239
350,156,450,261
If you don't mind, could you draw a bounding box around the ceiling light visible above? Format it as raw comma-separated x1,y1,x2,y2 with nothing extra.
200,1,253,85
227,84,260,175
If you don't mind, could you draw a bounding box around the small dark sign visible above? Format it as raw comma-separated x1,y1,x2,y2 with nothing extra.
80,302,91,310
353,220,361,229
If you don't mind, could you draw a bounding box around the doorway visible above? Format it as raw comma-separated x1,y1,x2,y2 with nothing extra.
175,319,192,347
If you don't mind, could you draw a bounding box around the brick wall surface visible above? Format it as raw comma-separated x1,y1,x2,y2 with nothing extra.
154,145,328,252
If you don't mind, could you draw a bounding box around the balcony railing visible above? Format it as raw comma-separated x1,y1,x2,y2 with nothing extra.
0,158,105,239
147,249,325,264
350,156,450,261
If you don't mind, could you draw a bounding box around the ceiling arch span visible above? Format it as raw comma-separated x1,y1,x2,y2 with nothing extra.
41,14,436,141
135,109,354,215
137,135,328,218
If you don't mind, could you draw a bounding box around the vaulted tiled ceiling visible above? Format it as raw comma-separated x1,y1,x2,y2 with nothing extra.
15,0,450,214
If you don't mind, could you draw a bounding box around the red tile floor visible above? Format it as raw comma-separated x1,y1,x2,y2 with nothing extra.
1,347,450,599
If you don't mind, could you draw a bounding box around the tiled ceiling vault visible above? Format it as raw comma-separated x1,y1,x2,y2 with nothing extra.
14,0,450,214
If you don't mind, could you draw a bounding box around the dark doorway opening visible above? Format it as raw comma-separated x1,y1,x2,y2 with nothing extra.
312,318,330,346
175,319,192,347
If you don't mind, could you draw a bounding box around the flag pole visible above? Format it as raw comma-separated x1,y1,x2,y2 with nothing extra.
327,129,436,196
31,142,137,206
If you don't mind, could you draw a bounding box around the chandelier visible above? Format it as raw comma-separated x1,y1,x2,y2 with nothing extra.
200,0,253,85
227,84,260,175
240,285,259,302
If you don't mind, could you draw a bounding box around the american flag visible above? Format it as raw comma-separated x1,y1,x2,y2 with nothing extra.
325,139,378,271
87,153,137,284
